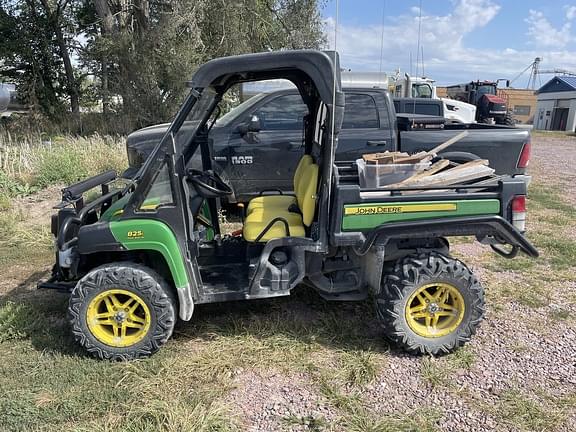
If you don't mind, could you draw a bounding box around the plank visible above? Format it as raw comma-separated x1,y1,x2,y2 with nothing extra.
423,131,470,157
404,164,495,187
399,159,450,184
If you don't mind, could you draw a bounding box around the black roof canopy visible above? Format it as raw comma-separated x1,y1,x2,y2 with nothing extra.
189,50,343,108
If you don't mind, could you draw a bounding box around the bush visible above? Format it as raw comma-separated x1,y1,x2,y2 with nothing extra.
34,146,90,188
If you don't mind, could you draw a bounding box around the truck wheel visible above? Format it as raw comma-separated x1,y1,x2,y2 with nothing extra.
376,252,484,355
68,262,176,360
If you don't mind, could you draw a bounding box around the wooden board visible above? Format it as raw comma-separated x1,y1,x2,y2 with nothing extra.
399,159,450,184
423,131,470,157
362,151,412,165
402,164,495,187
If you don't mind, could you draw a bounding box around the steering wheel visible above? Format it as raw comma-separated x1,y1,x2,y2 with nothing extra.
187,169,233,198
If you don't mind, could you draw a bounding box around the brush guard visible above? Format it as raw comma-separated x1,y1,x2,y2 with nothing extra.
39,170,128,291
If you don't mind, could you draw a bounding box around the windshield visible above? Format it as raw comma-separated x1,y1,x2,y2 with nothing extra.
412,83,433,98
215,93,268,127
477,85,496,96
134,87,217,182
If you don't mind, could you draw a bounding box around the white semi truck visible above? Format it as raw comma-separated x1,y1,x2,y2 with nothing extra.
392,74,477,124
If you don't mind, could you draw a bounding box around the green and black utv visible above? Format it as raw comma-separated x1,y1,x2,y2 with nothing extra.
41,51,538,360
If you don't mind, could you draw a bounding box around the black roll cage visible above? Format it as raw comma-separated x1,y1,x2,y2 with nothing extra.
120,50,345,250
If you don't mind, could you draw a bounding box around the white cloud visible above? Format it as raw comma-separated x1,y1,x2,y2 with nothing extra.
565,5,576,20
526,10,572,48
325,0,576,87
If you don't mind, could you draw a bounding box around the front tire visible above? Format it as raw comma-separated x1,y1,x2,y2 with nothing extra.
68,262,176,360
376,252,485,355
502,111,515,126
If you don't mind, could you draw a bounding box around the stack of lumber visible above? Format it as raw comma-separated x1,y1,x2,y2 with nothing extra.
390,159,495,188
359,131,496,188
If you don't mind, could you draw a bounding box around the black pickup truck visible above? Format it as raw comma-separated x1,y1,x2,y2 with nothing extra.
125,88,531,202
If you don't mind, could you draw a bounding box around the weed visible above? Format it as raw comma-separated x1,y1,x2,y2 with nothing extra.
0,132,126,190
283,414,328,431
450,346,476,369
342,407,442,432
0,302,35,342
338,350,380,386
548,307,570,321
0,170,38,198
0,210,53,265
420,357,449,388
493,388,567,432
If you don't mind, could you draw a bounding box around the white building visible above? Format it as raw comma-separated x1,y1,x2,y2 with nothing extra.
534,76,576,132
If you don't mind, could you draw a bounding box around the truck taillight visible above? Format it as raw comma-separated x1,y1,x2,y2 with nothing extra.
511,195,526,232
517,140,531,168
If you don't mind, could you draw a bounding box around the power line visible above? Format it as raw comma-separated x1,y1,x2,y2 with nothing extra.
415,0,423,77
378,0,386,86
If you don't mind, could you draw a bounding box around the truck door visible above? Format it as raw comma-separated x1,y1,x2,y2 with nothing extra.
337,92,393,161
225,93,308,202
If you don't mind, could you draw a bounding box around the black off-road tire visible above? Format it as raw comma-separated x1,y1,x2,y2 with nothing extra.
68,262,177,360
376,252,485,355
503,111,516,126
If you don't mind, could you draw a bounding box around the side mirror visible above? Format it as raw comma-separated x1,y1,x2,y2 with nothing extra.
237,115,261,135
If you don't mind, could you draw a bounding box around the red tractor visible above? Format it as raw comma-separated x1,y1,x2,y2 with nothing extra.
446,80,515,125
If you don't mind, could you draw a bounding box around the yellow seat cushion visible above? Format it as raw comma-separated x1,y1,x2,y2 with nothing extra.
246,194,296,214
243,208,305,242
246,155,312,214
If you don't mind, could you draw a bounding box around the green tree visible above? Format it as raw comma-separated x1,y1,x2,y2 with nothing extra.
2,0,326,132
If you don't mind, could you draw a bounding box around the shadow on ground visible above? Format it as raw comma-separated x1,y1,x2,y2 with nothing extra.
0,269,393,358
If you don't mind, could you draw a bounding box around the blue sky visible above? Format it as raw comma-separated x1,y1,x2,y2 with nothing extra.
322,0,576,87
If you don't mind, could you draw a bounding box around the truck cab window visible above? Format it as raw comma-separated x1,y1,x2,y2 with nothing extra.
342,94,379,129
412,84,432,98
253,94,308,131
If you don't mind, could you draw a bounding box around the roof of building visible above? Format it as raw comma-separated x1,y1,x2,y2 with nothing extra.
537,76,576,94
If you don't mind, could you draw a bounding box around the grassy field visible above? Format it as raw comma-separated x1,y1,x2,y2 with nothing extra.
0,134,575,431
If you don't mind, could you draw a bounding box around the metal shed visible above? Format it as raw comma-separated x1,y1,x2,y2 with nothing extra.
534,76,576,131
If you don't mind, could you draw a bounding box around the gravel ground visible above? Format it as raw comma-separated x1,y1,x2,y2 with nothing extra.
222,134,576,431
530,133,576,204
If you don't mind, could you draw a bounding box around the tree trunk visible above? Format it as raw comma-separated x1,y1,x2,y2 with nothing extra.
39,0,80,118
94,0,115,117
54,24,80,116
101,60,109,115
94,0,115,34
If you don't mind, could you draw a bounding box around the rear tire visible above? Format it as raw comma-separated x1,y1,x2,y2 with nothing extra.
376,252,484,355
68,262,176,360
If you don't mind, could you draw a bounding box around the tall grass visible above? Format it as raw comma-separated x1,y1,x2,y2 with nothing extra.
0,131,127,196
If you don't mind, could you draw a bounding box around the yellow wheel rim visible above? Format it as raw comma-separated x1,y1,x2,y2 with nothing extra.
405,283,465,338
86,289,151,347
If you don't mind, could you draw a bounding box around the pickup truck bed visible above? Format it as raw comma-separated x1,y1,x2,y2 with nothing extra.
397,121,530,177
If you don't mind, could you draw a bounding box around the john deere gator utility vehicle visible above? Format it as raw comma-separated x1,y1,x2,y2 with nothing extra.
42,51,538,360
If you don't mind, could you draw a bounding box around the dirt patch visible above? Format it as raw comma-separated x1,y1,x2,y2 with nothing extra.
10,185,61,228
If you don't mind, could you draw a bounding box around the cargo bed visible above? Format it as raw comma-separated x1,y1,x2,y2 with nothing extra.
330,161,538,258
